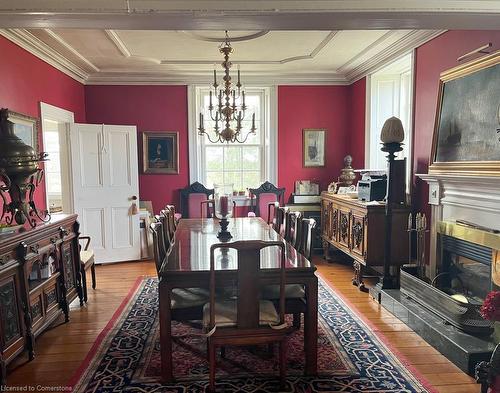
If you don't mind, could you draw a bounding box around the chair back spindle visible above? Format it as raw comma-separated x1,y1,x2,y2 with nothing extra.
298,218,316,260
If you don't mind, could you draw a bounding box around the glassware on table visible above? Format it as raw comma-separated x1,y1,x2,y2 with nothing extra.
214,183,233,240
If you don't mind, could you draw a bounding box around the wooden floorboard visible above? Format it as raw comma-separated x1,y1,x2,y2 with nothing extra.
5,257,480,392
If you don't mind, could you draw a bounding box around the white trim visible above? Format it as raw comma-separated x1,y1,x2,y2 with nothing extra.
0,29,88,83
268,86,278,185
40,102,75,215
187,85,201,183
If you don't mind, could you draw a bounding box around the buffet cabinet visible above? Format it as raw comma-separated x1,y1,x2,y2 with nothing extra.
321,192,409,290
0,214,81,384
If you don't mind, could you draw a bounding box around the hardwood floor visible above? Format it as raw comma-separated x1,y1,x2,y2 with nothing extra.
6,256,480,392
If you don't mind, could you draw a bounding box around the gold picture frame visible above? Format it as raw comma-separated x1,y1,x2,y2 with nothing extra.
142,132,179,174
7,110,38,152
303,128,326,167
429,50,500,176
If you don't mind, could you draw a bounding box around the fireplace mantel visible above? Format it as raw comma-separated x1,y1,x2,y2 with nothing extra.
417,172,500,277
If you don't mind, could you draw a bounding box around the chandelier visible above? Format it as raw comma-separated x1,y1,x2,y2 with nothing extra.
198,31,256,143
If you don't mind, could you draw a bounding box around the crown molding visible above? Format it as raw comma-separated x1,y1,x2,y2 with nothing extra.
84,71,350,86
0,28,88,83
346,29,446,83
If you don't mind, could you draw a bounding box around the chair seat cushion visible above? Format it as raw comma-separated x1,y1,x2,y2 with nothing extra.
80,250,95,266
171,288,209,309
260,284,305,299
202,299,279,328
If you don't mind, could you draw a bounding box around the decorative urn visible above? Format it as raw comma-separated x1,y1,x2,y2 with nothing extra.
0,108,49,227
339,155,356,186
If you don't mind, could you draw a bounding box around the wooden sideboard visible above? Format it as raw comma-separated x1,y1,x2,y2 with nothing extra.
0,214,82,384
321,192,409,290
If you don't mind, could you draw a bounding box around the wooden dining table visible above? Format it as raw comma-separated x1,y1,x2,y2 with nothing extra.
158,217,318,382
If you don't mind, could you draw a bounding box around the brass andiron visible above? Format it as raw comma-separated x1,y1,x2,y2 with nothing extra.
0,108,50,227
407,212,428,278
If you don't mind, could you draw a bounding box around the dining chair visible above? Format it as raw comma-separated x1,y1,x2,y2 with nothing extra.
150,222,209,321
79,235,96,304
157,211,173,250
284,211,302,249
274,206,289,237
249,181,285,224
267,201,280,225
261,217,316,329
164,204,179,231
180,182,214,218
204,240,291,392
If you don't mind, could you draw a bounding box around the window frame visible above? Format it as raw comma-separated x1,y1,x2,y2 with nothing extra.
188,85,277,188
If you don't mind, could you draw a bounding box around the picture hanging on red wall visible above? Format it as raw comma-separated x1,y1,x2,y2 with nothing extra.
303,128,326,167
142,132,179,174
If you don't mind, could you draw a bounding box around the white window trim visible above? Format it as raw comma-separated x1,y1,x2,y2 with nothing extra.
40,102,75,214
188,85,277,186
365,51,415,196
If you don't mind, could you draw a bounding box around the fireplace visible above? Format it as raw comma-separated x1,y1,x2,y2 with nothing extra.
400,221,498,335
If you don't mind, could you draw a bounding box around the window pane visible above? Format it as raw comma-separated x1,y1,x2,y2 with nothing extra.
224,147,241,170
206,171,224,188
242,172,261,189
47,177,61,193
242,146,260,170
223,171,242,191
206,147,223,171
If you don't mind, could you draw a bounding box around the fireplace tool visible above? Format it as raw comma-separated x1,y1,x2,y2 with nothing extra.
0,108,50,227
407,212,428,279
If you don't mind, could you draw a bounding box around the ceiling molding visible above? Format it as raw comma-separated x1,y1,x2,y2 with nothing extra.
157,31,339,65
180,30,270,42
0,28,88,83
84,71,350,86
43,29,100,72
346,29,446,83
105,29,131,57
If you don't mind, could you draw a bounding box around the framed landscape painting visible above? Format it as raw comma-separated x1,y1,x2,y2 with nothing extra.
429,50,500,175
7,110,38,152
303,128,326,167
143,132,179,174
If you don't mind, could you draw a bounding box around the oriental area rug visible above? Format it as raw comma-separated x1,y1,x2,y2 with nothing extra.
69,277,434,392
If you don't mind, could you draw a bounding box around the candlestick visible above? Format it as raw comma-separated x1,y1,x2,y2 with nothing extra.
237,65,241,86
209,90,212,107
242,91,245,106
232,90,236,107
199,112,203,128
213,68,217,86
251,113,256,131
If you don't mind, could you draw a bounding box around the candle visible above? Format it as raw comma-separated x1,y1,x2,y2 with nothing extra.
237,65,241,85
220,195,228,217
408,213,412,231
199,112,203,127
232,90,236,107
251,113,255,130
242,91,245,106
213,68,217,86
209,90,212,106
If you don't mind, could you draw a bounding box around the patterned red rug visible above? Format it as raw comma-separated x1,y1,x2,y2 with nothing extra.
70,277,435,392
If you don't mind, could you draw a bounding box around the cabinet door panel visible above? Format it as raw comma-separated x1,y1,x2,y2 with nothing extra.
338,209,351,249
351,213,366,259
0,277,22,346
62,243,76,292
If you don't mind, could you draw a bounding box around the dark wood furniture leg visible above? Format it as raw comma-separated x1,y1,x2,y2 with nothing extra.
352,260,368,292
304,275,318,375
81,267,88,303
91,264,96,289
159,279,173,382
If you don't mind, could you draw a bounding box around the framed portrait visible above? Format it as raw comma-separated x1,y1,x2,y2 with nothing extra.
142,132,179,174
429,50,500,175
7,110,38,152
303,128,326,167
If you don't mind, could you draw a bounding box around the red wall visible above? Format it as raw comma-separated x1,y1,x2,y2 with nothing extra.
348,78,366,170
0,35,86,212
84,85,189,212
413,30,500,212
278,86,350,200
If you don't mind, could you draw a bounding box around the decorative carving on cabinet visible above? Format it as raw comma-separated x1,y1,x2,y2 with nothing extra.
0,255,6,265
29,244,39,255
340,213,349,243
30,300,42,321
352,220,363,249
0,280,20,344
45,287,57,306
331,209,338,240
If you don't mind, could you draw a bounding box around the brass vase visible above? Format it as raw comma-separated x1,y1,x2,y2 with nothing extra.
0,108,49,227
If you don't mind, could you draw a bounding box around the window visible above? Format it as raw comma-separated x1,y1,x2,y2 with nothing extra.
367,53,413,191
42,120,63,213
190,86,276,190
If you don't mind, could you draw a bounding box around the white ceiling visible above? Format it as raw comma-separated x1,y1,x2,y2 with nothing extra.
0,28,444,84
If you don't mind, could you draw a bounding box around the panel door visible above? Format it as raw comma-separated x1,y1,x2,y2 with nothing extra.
351,212,366,260
70,124,140,263
338,208,351,250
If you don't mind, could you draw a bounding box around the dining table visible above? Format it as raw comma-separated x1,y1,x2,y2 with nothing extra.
158,217,318,382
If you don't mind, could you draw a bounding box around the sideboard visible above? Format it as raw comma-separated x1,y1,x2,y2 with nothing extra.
320,192,409,290
0,214,82,384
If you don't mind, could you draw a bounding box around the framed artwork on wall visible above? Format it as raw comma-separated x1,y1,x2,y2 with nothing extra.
7,110,38,152
303,128,326,167
429,50,500,175
142,132,179,174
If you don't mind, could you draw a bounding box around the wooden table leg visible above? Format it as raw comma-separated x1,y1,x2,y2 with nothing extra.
159,278,173,382
304,275,318,375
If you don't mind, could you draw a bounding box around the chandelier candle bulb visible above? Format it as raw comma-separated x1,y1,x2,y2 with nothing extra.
209,90,212,107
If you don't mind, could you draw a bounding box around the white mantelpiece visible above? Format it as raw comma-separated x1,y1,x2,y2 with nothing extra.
417,173,500,278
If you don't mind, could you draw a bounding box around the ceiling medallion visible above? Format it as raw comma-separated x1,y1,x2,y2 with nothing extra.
198,31,256,144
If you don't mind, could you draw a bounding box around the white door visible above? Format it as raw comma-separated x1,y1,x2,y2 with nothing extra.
70,123,141,263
